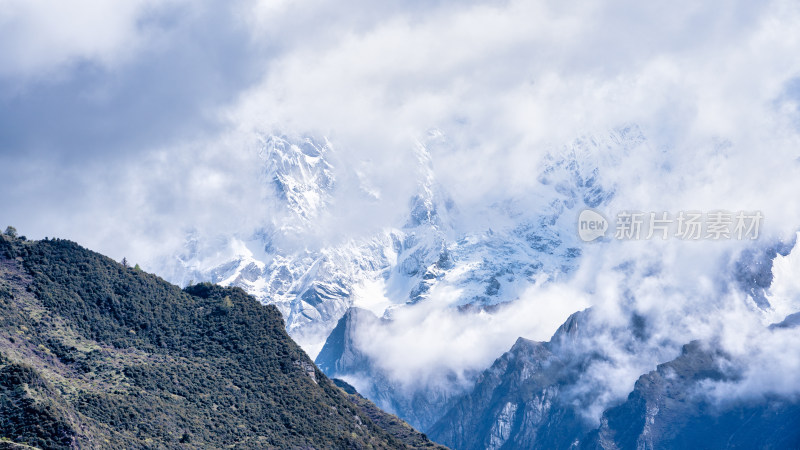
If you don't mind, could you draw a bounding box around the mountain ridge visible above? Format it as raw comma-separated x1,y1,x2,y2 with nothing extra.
162,129,629,355
428,308,800,450
0,233,442,449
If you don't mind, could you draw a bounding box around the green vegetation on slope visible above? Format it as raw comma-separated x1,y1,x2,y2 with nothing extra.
0,234,443,449
331,379,446,450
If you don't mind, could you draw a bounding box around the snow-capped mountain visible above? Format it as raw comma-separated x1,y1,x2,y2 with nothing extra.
152,124,800,444
159,127,634,355
300,130,645,428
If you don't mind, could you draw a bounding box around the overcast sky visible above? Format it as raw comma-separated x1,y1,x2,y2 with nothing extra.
3,0,800,264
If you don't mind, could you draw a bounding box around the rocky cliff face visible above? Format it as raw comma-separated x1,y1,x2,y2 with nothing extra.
585,340,800,450
427,310,598,449
316,307,469,432
429,308,800,450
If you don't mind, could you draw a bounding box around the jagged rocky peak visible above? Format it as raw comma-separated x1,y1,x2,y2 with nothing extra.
585,339,800,449
536,127,634,209
731,235,797,310
427,311,599,450
430,296,800,450
428,307,666,449
315,307,380,375
547,307,592,351
405,132,456,230
314,306,474,432
163,127,631,372
258,134,336,224
771,311,800,329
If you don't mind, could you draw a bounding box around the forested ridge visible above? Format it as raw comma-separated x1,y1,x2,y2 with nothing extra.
0,233,442,449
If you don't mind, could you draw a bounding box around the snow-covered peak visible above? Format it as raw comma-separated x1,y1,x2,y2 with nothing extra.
162,128,619,354
258,134,335,229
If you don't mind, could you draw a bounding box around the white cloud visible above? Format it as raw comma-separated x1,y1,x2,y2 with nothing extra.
767,238,800,318
0,0,184,78
356,281,591,387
